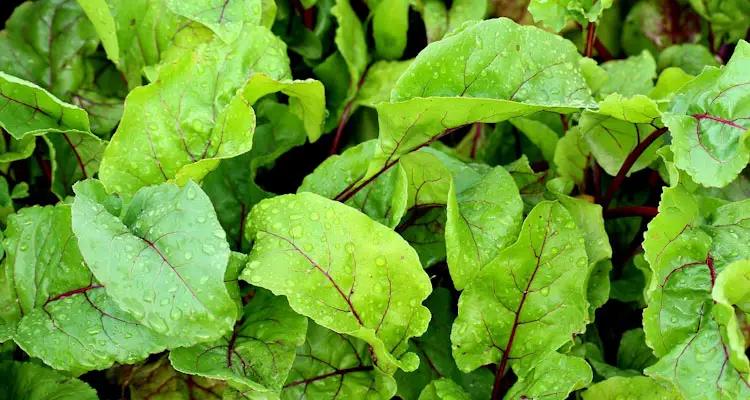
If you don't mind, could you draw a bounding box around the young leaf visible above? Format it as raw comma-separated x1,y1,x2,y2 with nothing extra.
165,0,263,43
417,378,471,400
71,179,237,346
282,322,397,399
355,60,413,109
712,260,750,374
0,360,98,400
581,376,680,399
529,0,614,32
127,356,226,399
505,156,549,213
299,140,408,228
446,0,488,33
505,352,592,400
97,26,307,195
445,165,523,290
665,40,750,188
451,201,589,377
241,192,432,372
2,204,167,373
170,288,308,393
394,288,493,400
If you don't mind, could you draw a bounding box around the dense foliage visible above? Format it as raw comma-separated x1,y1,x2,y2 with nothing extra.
0,0,748,399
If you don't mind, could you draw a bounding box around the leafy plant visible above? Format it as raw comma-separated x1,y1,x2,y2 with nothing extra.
0,0,748,399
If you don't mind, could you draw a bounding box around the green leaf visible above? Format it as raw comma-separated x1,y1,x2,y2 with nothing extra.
166,0,263,43
242,192,432,372
581,94,663,177
554,126,591,191
505,352,592,400
505,156,549,213
394,288,493,400
98,26,296,196
649,67,695,103
509,116,559,165
413,0,448,43
2,203,168,373
75,0,119,62
642,185,712,357
665,40,750,188
0,72,91,138
598,50,657,98
282,322,397,399
0,0,99,99
170,288,308,392
688,0,750,44
417,378,471,400
128,356,226,399
70,89,124,135
372,0,409,60
446,0,487,34
299,140,408,228
395,150,453,268
529,0,614,32
712,260,750,374
658,44,720,76
445,165,523,290
43,130,107,199
355,60,412,108
0,361,98,400
71,179,237,346
451,201,589,376
616,328,658,372
645,320,750,400
581,376,680,399
369,18,595,176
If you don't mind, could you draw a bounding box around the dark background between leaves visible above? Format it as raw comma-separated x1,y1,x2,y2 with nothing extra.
0,1,646,398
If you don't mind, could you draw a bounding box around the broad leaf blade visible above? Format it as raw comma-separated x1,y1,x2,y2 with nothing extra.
452,201,589,376
242,193,432,372
72,179,237,346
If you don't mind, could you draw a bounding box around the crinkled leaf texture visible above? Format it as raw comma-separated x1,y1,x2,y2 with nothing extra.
170,288,308,393
451,201,589,377
0,360,98,400
99,26,324,196
71,179,237,347
282,321,397,399
445,165,523,290
0,203,167,373
666,40,750,188
242,192,432,373
529,0,614,32
367,18,596,177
